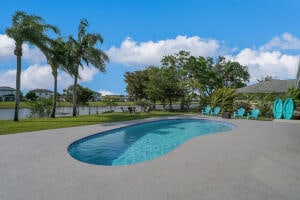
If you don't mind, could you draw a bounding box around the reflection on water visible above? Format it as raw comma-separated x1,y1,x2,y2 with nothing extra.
0,106,141,120
0,104,199,120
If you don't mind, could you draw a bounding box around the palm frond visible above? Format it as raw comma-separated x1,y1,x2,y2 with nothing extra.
78,19,88,41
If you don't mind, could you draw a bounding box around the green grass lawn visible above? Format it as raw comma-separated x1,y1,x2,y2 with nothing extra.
0,111,182,135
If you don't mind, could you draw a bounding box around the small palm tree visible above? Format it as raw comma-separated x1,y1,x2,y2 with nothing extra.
42,38,66,118
5,11,59,121
65,19,109,116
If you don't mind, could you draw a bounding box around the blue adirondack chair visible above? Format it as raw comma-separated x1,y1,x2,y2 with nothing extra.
211,106,221,116
233,108,245,119
202,106,211,115
247,109,260,120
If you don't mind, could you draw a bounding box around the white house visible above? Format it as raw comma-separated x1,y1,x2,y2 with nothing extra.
31,89,54,99
0,86,16,102
91,91,102,101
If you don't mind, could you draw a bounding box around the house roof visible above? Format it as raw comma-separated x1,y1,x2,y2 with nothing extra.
31,89,53,93
0,86,15,91
236,79,297,94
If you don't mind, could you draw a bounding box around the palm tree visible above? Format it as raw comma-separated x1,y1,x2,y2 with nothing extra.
42,38,65,118
5,11,59,121
65,19,109,116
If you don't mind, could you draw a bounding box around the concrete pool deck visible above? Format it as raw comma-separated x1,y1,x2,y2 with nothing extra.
0,115,299,200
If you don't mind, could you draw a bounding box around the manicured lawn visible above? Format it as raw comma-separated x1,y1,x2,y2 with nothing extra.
0,102,32,109
0,112,182,135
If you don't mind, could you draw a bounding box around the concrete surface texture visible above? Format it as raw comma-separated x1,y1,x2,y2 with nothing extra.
0,116,299,200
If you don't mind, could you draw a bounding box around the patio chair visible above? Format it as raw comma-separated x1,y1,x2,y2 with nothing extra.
233,108,245,119
211,106,221,116
201,106,211,116
247,109,260,120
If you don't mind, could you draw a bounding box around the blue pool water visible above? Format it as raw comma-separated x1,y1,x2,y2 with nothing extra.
68,118,235,166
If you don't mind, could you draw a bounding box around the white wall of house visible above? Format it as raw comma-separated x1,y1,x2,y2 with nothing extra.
34,91,53,99
0,89,16,101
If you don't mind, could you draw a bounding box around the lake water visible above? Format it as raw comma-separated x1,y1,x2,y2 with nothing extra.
0,104,199,120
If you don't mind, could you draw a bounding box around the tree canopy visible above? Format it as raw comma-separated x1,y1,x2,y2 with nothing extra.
124,51,250,110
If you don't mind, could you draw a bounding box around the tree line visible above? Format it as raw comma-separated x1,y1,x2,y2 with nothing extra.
6,11,109,121
124,51,250,111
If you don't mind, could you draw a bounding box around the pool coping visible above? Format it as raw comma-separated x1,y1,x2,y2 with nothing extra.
67,117,236,166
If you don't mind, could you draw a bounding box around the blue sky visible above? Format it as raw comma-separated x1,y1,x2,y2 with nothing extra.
1,0,300,95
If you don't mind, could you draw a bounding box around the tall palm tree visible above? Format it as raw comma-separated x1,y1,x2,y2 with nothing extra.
42,38,65,118
5,11,59,121
66,19,109,116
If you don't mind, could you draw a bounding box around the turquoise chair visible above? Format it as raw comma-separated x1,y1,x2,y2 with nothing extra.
233,108,245,119
201,106,211,115
247,109,260,120
211,106,221,116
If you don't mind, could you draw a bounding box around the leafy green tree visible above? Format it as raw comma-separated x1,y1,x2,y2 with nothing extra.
64,19,109,116
30,97,52,118
144,67,165,108
77,86,94,104
6,11,59,121
285,86,300,100
124,69,150,100
215,56,250,88
161,51,195,110
285,86,300,106
159,66,181,111
187,56,217,97
63,84,94,105
25,91,37,101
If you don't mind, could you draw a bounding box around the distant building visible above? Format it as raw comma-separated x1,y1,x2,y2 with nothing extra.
31,89,54,99
91,91,102,102
0,86,16,102
103,95,133,102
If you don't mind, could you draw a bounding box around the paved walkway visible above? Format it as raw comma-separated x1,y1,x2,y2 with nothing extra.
0,116,299,200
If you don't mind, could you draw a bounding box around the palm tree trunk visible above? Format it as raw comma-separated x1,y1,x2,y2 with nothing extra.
50,70,57,118
14,45,22,122
72,76,78,116
169,97,172,112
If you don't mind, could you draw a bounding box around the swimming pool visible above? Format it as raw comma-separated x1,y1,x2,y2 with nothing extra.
68,118,235,166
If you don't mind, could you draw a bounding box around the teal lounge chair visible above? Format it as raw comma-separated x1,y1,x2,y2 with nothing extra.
211,106,221,116
247,109,260,120
233,108,245,119
202,106,211,116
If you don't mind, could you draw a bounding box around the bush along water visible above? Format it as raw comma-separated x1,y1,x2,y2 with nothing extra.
30,98,52,118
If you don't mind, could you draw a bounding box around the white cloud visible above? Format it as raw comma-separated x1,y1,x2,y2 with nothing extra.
98,90,114,96
228,48,298,83
22,44,46,63
78,66,99,82
0,64,99,91
260,33,300,51
107,35,221,66
0,34,15,59
0,33,46,63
